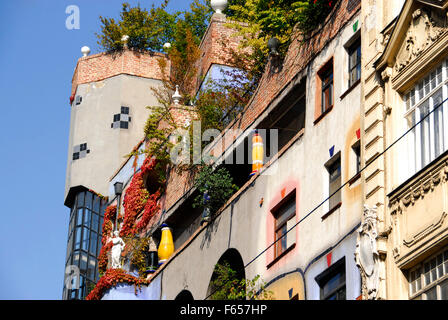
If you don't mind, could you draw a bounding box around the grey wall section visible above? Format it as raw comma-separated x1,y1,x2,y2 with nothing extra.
65,74,163,202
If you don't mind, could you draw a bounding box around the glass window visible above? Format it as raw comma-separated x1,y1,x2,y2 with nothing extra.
409,247,448,300
321,67,334,113
74,227,82,250
120,121,129,129
64,191,104,300
90,231,98,256
87,257,96,281
440,280,448,300
72,251,80,267
404,60,447,178
85,192,92,210
316,258,346,300
83,210,91,228
77,192,84,208
348,38,361,87
328,157,342,209
121,106,129,114
273,196,296,259
81,227,89,251
353,142,361,174
80,252,88,274
92,213,99,233
93,197,100,213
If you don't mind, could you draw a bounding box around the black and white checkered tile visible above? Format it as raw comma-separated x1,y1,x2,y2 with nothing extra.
111,106,132,129
73,143,90,161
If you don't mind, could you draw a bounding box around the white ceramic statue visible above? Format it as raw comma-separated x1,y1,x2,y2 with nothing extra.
110,230,126,269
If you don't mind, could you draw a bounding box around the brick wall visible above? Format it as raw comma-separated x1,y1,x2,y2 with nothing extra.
71,49,170,96
193,13,247,92
234,0,361,132
162,0,361,213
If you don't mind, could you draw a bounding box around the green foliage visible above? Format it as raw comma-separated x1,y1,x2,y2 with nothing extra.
193,164,239,214
224,0,335,79
210,262,274,300
293,0,335,35
96,0,213,53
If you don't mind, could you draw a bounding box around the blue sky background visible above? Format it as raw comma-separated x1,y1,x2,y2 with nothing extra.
0,0,193,300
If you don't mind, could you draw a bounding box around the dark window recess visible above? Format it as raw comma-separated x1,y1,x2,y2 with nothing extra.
120,121,129,129
273,194,296,259
326,154,341,210
112,107,131,129
321,66,333,114
352,141,361,174
73,143,89,161
258,78,306,153
75,96,82,105
348,38,361,87
316,257,346,300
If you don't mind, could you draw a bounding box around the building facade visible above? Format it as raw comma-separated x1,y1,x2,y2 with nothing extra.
64,0,448,301
63,49,169,299
359,0,448,300
84,1,367,301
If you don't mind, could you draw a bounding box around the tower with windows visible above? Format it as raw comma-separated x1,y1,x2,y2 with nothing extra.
62,47,169,299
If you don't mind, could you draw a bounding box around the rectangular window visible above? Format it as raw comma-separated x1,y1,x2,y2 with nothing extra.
409,247,448,300
121,106,129,114
348,38,361,87
273,195,296,259
319,60,334,114
352,141,361,174
404,61,447,178
316,258,346,300
326,155,342,210
120,121,129,129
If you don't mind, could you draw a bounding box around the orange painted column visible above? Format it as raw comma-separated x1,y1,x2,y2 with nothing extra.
250,130,264,176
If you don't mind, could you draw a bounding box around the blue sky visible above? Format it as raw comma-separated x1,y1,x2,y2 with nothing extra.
0,0,193,300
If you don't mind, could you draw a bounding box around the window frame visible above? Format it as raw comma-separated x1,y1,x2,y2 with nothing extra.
348,38,361,88
403,60,448,179
321,67,334,114
315,57,334,124
325,152,342,211
408,247,448,300
64,190,106,300
272,192,296,260
316,257,346,300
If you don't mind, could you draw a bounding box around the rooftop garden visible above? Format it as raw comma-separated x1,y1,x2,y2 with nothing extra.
86,0,337,300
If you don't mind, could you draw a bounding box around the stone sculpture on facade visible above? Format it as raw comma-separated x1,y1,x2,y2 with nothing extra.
111,230,126,269
355,205,380,300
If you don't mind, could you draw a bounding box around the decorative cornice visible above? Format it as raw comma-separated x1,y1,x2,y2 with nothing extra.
403,212,447,247
394,8,446,72
389,156,448,209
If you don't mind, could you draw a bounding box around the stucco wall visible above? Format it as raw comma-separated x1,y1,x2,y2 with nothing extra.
65,74,164,201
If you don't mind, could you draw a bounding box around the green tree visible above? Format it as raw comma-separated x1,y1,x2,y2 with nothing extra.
209,262,274,300
192,164,239,215
224,0,335,82
96,0,213,53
